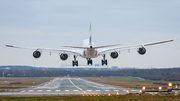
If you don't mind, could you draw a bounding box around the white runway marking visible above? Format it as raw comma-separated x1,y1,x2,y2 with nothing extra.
87,90,92,91
55,90,60,91
38,90,42,92
47,90,51,91
65,90,69,91
28,90,34,92
96,90,101,91
20,91,25,93
114,90,119,91
105,90,110,91
74,90,78,91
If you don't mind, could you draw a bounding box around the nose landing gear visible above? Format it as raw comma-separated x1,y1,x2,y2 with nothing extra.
87,58,92,65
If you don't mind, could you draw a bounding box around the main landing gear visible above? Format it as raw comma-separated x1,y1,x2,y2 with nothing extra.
87,58,92,65
72,55,78,66
102,54,107,66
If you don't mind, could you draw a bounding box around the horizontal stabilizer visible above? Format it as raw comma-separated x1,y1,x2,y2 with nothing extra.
62,44,121,49
61,46,88,49
95,44,121,48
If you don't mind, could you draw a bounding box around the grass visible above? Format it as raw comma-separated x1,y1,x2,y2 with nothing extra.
0,95,180,101
0,77,55,89
83,77,180,87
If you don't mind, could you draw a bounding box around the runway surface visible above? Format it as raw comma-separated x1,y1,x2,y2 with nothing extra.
0,78,139,96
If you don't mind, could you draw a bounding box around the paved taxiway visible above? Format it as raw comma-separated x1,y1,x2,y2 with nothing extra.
0,78,139,96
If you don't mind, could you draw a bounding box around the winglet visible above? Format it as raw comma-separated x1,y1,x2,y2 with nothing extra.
174,36,177,40
2,41,6,45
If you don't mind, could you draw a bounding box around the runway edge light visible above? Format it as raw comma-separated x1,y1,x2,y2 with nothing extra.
168,82,173,91
126,90,130,95
158,86,162,92
142,86,146,93
138,90,142,94
175,85,178,89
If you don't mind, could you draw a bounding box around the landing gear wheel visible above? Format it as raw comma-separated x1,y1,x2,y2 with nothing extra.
102,59,107,66
102,54,107,66
72,61,78,67
72,55,78,67
87,58,92,65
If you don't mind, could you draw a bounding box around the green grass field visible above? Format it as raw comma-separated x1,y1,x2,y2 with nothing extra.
0,95,180,101
84,77,180,87
85,77,180,84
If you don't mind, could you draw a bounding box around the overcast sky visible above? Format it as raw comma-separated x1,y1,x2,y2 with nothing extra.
0,0,179,68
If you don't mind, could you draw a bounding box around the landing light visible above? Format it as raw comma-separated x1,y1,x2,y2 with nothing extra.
116,92,119,95
108,93,111,96
168,82,173,87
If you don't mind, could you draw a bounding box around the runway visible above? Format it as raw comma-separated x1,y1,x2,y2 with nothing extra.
0,78,139,96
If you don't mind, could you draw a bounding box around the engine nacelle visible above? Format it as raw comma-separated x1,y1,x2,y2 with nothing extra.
33,51,41,58
138,47,146,55
110,52,118,59
60,53,68,60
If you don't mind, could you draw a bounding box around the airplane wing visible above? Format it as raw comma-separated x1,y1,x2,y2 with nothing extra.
5,44,82,56
98,38,174,55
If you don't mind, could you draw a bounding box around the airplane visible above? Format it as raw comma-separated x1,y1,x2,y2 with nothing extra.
5,23,175,66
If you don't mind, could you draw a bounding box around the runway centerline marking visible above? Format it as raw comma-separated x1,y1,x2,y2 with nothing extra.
68,78,87,95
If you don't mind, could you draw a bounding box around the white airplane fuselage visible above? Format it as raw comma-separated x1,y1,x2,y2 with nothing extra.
81,39,98,58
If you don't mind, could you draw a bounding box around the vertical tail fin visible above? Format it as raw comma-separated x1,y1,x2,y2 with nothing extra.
89,21,92,44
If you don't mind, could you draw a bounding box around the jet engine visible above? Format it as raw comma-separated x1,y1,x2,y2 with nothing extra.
33,51,41,58
60,53,68,60
138,47,146,55
110,52,118,59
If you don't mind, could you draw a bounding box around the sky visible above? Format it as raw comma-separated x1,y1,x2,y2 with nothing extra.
0,0,180,68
